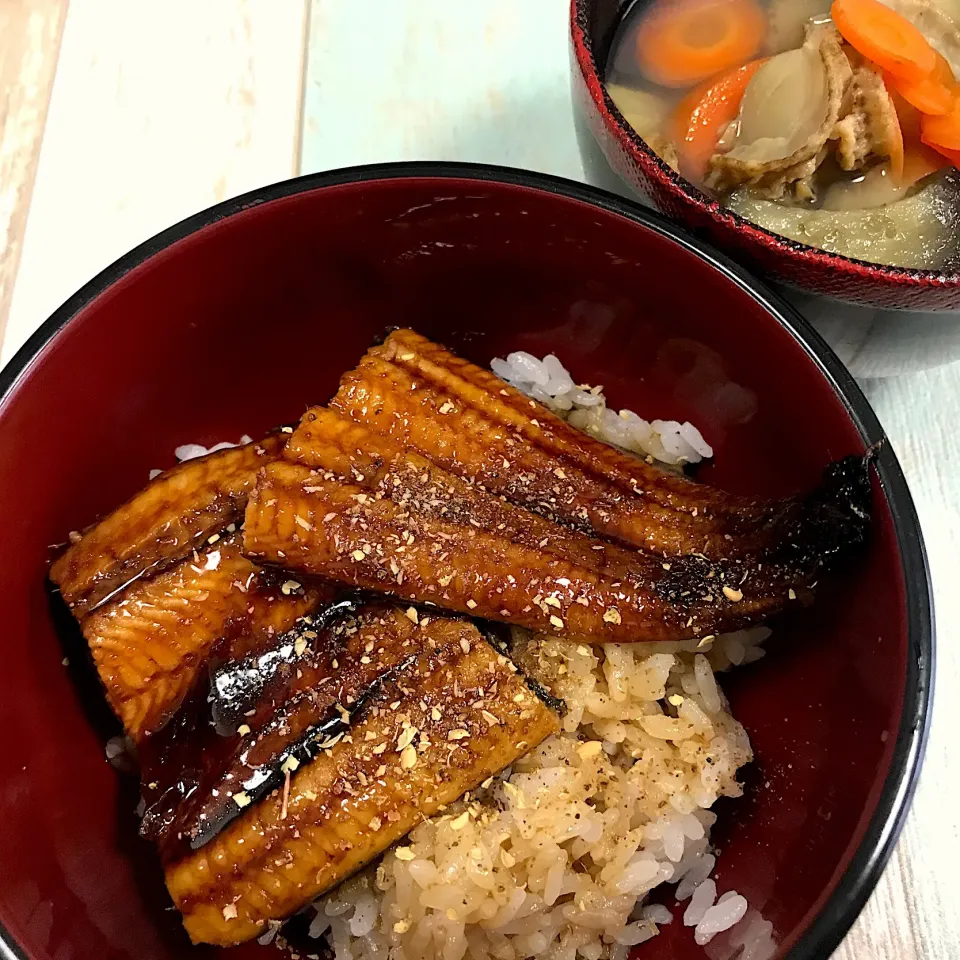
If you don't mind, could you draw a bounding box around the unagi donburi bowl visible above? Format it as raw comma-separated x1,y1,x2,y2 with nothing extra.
0,163,932,960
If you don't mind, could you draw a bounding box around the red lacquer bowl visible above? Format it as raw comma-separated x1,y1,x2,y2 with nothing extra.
0,164,932,960
570,0,960,310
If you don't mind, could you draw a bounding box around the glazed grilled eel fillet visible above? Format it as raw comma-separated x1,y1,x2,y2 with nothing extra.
51,435,285,616
82,534,324,739
141,599,427,857
161,604,560,946
50,438,324,740
331,329,860,560
244,408,850,643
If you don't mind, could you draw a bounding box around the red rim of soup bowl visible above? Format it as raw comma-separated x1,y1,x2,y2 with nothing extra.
0,163,933,960
570,0,960,310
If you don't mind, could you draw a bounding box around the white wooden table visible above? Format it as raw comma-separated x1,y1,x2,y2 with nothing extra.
1,2,957,958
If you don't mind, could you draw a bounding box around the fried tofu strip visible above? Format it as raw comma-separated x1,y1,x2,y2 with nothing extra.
51,436,285,617
164,614,560,945
331,329,856,560
83,535,323,740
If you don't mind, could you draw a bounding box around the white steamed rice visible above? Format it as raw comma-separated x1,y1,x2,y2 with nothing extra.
490,351,712,466
305,353,775,960
174,433,253,463
312,631,772,960
148,434,254,479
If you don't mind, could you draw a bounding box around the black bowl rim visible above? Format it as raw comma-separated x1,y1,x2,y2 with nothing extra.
0,161,934,960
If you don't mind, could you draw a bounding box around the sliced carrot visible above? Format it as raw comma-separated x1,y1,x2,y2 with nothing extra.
885,53,956,115
926,141,960,169
889,88,923,140
887,87,952,178
671,58,766,177
934,51,956,79
883,77,906,182
920,98,960,150
636,0,765,88
831,0,937,84
887,70,953,114
901,141,951,180
890,88,953,178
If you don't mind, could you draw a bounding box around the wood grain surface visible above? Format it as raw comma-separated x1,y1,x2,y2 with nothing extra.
302,0,585,180
1,0,308,364
0,0,67,349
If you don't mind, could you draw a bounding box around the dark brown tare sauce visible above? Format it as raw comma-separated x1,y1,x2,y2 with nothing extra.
209,594,367,732
140,595,433,864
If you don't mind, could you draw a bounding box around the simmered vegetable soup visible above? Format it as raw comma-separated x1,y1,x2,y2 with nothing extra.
605,0,960,269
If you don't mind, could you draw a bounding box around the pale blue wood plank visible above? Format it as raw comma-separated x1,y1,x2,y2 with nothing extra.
301,0,584,180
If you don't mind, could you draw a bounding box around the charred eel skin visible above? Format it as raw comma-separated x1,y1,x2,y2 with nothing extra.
330,329,865,561
50,436,285,617
141,599,447,858
244,408,843,643
162,608,560,946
